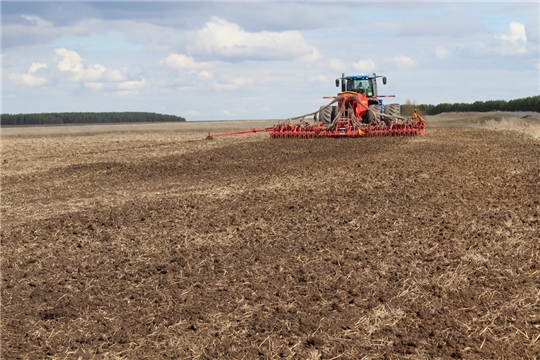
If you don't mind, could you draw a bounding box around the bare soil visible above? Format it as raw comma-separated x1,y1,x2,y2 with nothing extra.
1,117,539,359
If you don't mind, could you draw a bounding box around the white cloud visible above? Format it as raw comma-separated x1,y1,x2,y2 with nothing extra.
9,62,49,87
161,54,213,70
29,62,47,73
9,73,47,87
117,79,146,90
189,16,318,61
497,21,527,44
392,55,416,69
188,110,202,116
105,69,126,82
73,64,106,82
160,54,213,79
466,21,531,58
352,59,377,73
55,47,106,82
21,15,53,27
435,47,450,59
53,48,143,94
55,48,83,72
495,21,527,54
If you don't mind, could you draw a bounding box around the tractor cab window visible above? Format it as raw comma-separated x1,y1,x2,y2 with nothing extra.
347,79,373,96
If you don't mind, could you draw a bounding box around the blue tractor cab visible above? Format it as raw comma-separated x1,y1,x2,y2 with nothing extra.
336,73,386,99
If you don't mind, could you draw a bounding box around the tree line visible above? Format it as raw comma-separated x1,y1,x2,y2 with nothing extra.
0,112,186,126
2,95,538,125
401,95,540,116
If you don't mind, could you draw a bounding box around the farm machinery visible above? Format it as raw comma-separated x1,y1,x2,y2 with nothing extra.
208,73,425,138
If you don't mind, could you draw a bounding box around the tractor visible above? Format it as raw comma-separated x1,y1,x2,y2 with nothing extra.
208,73,425,139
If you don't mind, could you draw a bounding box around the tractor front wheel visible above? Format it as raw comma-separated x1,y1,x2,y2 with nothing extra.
367,104,381,124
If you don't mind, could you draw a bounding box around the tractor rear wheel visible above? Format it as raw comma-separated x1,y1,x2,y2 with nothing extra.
382,103,400,126
367,104,381,124
384,103,401,117
319,105,336,125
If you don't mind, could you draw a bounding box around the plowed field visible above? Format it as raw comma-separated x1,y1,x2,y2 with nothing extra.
2,119,539,359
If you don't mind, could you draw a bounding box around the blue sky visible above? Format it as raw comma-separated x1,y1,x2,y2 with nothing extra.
2,1,539,120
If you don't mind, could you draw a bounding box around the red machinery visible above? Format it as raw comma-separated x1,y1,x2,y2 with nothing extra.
208,73,425,139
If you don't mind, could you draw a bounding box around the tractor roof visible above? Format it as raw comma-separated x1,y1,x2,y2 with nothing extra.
345,74,375,80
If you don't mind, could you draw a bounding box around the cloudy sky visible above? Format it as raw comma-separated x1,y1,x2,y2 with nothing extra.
2,1,539,120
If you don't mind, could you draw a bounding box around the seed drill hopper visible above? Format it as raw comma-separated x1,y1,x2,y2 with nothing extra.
208,73,425,139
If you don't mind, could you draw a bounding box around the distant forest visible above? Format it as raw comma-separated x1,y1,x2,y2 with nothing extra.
403,95,540,116
0,112,186,126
